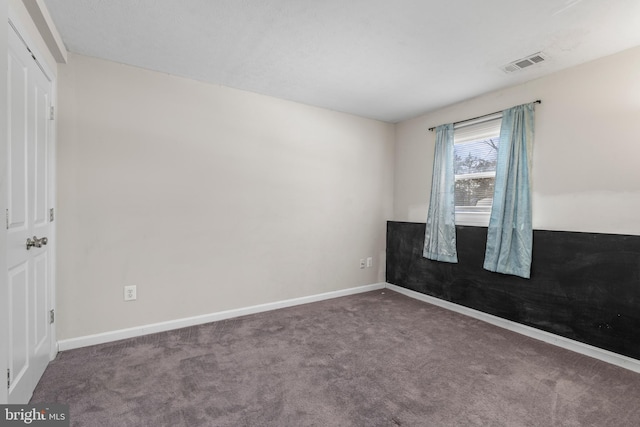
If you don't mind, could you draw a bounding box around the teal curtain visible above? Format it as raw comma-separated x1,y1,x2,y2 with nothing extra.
424,123,458,263
484,103,535,278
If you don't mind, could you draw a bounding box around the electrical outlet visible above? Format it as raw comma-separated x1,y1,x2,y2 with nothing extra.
366,257,373,268
359,259,366,269
124,285,137,301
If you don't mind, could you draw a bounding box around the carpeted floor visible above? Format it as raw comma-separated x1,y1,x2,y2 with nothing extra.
31,290,640,426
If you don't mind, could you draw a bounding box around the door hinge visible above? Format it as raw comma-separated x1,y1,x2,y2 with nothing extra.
50,309,55,324
7,368,10,389
50,106,55,120
50,208,55,222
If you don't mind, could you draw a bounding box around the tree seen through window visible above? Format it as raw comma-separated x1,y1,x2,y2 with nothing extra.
454,137,499,211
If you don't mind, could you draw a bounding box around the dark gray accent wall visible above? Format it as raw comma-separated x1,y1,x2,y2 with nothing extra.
386,221,640,360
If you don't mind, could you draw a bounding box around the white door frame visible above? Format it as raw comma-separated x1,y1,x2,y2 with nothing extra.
3,8,58,404
1,0,10,406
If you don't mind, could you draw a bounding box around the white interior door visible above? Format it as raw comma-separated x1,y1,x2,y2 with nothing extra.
6,23,53,404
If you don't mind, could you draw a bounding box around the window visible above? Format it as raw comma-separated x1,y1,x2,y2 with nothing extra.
453,114,502,226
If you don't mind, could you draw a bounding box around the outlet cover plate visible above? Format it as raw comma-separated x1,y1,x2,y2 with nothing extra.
124,285,137,301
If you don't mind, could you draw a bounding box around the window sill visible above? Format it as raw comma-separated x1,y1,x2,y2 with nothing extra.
455,212,490,227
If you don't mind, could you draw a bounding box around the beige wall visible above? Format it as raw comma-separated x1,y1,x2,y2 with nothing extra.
395,46,640,235
56,53,395,340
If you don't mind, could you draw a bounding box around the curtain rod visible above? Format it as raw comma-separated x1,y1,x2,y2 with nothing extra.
427,100,541,132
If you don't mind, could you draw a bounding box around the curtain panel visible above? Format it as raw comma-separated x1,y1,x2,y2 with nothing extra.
483,103,535,278
423,123,458,263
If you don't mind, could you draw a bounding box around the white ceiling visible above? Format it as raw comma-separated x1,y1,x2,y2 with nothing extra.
42,0,640,123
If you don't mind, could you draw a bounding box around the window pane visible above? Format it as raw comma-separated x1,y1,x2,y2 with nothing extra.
454,137,499,174
454,120,500,217
455,177,495,212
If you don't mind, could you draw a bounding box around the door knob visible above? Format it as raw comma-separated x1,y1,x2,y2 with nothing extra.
26,237,38,249
26,236,48,250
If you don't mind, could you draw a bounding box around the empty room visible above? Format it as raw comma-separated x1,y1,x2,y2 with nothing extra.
2,0,640,425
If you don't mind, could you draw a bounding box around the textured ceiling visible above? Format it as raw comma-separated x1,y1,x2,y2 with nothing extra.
43,0,640,123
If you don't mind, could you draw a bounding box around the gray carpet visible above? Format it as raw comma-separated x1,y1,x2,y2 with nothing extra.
31,290,640,426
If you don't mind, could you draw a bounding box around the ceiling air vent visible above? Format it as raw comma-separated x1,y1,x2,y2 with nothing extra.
502,52,547,73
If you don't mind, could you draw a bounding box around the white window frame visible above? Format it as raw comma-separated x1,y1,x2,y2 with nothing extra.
453,114,502,227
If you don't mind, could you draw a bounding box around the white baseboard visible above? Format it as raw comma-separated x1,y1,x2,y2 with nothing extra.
59,281,639,373
385,283,640,374
58,283,386,352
